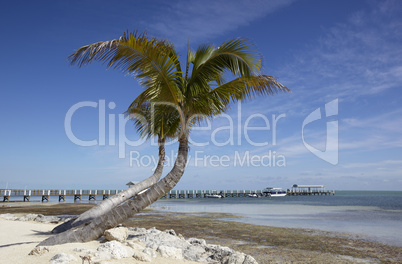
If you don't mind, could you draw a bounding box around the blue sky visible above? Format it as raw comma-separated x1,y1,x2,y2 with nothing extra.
1,0,401,191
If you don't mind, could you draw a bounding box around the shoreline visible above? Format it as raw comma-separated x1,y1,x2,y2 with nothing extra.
1,203,401,263
149,193,402,248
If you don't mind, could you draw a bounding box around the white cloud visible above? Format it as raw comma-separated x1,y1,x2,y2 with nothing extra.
342,109,402,133
278,0,402,101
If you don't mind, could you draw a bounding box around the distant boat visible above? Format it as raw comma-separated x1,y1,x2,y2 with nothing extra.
263,187,287,197
247,193,259,198
205,194,224,198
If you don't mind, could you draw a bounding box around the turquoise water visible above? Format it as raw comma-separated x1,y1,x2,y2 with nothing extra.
149,191,402,246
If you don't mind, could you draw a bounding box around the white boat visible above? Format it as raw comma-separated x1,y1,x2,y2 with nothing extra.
205,194,224,198
263,187,287,197
247,193,259,198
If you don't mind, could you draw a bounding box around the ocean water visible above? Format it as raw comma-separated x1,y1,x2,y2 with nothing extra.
149,191,402,247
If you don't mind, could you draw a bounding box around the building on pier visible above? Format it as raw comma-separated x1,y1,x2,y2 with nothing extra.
289,184,334,195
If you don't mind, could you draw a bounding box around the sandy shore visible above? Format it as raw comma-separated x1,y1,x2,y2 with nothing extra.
0,218,197,264
1,203,401,263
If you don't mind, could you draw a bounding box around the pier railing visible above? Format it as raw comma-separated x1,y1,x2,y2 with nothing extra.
0,189,122,202
0,188,335,202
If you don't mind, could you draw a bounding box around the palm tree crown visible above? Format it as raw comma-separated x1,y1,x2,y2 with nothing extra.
69,31,289,138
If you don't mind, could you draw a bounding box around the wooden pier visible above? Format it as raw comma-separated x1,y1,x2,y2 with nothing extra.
162,188,334,199
1,187,335,202
0,189,119,202
162,190,262,199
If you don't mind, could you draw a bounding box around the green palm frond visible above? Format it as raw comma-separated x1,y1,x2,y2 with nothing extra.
69,31,183,105
185,87,225,117
125,102,153,139
185,45,195,82
125,101,181,140
210,75,290,106
187,38,262,98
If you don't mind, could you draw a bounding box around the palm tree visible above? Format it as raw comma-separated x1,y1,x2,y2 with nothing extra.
51,102,179,233
39,31,289,246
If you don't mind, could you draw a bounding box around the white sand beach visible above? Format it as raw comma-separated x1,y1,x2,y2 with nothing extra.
1,205,401,263
0,218,198,264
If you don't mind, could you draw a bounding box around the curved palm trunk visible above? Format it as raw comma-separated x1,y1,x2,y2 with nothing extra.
39,134,188,246
52,137,166,234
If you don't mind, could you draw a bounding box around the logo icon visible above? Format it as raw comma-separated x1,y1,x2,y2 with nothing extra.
302,99,338,165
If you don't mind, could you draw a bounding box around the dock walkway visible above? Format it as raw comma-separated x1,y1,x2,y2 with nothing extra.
0,189,117,202
0,188,335,202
